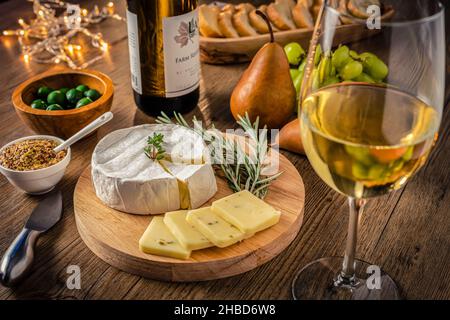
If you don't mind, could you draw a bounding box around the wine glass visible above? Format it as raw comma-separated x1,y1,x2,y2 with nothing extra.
293,0,445,300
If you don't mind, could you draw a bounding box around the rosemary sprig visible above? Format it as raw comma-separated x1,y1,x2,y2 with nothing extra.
144,133,165,160
156,112,282,199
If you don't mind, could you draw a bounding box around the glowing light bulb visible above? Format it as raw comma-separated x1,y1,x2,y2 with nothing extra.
2,30,16,36
106,2,114,14
101,42,109,51
81,9,88,17
23,54,30,63
66,44,74,55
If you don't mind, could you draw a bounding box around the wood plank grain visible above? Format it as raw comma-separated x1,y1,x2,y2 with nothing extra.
0,0,448,300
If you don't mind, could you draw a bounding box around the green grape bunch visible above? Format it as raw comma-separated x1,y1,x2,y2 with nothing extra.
284,42,389,98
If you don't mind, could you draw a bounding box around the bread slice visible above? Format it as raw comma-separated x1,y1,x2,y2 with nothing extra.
313,0,323,6
218,11,240,38
235,3,256,13
347,0,380,19
199,4,223,37
336,0,354,24
311,5,321,20
233,9,259,37
248,5,268,33
292,0,315,28
267,0,297,30
221,4,235,14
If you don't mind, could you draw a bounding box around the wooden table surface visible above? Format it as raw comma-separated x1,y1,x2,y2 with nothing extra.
0,0,449,300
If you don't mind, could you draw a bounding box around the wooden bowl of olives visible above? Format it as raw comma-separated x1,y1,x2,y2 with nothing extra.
12,68,114,139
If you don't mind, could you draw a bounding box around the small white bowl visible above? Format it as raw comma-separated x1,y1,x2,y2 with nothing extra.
0,135,70,195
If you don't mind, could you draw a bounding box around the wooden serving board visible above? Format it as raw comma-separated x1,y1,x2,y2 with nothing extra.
74,154,305,282
200,8,394,64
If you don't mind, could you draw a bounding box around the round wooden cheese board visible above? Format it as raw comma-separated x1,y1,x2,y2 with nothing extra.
74,153,305,282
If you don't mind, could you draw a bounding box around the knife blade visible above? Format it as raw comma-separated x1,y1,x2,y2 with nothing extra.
0,190,63,287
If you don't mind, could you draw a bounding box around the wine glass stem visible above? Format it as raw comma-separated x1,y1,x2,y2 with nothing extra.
339,197,367,284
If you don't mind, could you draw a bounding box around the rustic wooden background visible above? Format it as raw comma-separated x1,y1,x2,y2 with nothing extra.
0,0,449,299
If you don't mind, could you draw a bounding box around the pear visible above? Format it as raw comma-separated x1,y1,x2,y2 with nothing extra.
230,10,296,129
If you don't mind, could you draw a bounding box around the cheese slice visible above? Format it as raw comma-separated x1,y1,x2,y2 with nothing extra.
139,216,191,260
163,210,213,250
186,207,245,248
91,124,217,215
211,190,281,235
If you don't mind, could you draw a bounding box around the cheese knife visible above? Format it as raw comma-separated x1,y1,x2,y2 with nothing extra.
0,190,63,287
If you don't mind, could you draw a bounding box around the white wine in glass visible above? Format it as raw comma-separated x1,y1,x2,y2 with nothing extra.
293,0,445,300
302,83,439,199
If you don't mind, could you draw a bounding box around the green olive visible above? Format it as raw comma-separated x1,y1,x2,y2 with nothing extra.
66,88,84,105
37,86,52,99
331,45,350,69
340,60,363,80
75,84,89,93
46,104,64,111
59,87,70,95
47,90,66,106
76,97,93,108
362,56,389,80
31,99,47,110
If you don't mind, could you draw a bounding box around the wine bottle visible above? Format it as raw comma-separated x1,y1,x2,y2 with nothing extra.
126,0,200,116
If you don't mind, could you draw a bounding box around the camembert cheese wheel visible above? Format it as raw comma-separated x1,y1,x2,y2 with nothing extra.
91,124,217,215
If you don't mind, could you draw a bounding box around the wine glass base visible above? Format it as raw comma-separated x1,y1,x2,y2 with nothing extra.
292,257,400,300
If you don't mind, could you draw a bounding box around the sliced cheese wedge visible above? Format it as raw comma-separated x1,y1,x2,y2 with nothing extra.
139,216,191,260
211,190,281,235
186,207,245,248
163,210,213,250
160,160,218,210
91,124,217,215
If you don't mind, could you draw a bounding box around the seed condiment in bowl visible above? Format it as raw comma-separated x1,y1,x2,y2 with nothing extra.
0,139,67,171
0,135,71,195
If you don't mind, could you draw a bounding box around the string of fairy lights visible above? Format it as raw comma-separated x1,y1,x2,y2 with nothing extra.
1,0,125,69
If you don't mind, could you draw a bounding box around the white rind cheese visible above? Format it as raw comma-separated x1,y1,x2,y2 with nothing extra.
160,160,218,209
92,124,217,215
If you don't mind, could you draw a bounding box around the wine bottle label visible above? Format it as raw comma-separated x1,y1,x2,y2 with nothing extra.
126,10,142,95
162,9,200,98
